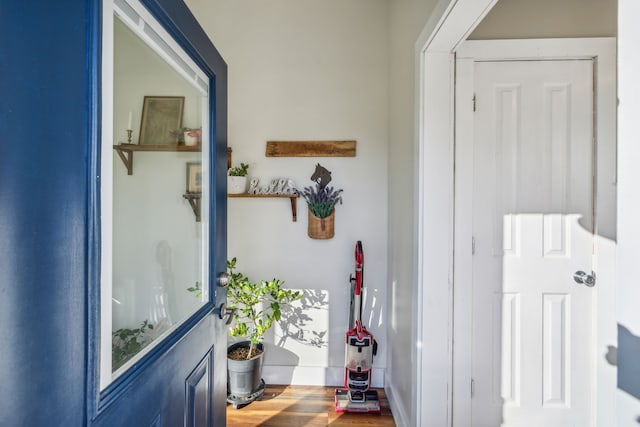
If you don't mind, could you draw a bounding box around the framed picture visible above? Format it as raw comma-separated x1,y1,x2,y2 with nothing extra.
138,96,185,145
186,162,202,193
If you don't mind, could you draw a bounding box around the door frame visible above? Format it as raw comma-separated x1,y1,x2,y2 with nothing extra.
452,38,617,427
414,2,498,425
413,1,617,425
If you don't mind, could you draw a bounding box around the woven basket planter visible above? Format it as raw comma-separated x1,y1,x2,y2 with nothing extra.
308,210,335,239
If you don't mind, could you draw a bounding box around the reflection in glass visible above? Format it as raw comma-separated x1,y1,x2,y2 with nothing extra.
109,13,208,375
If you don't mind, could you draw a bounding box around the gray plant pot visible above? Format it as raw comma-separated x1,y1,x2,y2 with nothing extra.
227,341,264,397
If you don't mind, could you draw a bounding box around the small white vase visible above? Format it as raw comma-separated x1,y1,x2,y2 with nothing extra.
184,130,200,146
228,176,247,194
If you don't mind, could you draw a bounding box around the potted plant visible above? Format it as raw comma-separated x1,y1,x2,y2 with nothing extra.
183,127,201,146
170,127,201,145
228,162,249,194
170,127,189,144
226,257,302,400
301,164,343,239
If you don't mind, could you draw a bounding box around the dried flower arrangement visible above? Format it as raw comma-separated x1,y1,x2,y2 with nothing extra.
301,183,344,219
301,163,343,219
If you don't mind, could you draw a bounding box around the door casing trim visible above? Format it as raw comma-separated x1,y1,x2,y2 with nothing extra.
414,2,499,425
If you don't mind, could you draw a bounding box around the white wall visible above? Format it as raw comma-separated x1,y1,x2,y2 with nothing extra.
387,1,439,425
185,0,389,386
469,0,616,39
616,1,640,425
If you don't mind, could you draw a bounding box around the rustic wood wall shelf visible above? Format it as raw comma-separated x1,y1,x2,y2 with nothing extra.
265,140,356,157
113,144,201,175
189,193,297,224
182,193,201,222
228,193,300,222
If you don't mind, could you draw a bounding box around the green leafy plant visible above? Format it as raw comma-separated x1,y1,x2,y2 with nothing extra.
187,281,202,298
229,163,249,177
227,257,303,359
301,183,344,218
170,127,189,143
112,320,154,371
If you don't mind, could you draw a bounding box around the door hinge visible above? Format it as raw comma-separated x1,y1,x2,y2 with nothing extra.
471,378,475,398
472,94,476,112
472,236,476,255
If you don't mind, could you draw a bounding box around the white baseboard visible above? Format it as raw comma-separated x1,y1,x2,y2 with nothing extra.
261,365,385,388
385,381,409,427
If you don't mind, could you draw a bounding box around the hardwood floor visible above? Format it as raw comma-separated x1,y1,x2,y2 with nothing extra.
227,385,396,427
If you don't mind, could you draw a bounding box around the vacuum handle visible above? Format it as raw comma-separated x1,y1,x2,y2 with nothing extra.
355,241,363,268
354,240,363,297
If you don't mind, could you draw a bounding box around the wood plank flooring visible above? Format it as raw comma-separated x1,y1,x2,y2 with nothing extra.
227,385,396,427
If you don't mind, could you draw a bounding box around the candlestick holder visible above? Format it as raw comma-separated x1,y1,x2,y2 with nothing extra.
127,129,132,144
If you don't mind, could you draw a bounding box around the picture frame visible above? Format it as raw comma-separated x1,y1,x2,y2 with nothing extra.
186,162,202,193
138,96,185,145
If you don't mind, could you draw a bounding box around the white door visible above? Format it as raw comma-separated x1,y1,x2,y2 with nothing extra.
471,60,596,427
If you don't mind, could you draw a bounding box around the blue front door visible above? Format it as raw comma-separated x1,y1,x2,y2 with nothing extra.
0,1,228,425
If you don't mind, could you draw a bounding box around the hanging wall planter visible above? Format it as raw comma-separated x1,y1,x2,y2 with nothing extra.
301,163,343,240
308,209,335,239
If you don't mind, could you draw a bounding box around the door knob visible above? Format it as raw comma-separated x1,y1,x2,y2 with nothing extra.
216,272,230,287
215,303,235,325
573,270,596,287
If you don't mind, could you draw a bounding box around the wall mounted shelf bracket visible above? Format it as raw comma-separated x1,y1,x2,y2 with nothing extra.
182,193,201,222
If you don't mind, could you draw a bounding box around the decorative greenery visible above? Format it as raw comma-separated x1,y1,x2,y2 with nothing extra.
187,281,203,299
227,257,303,359
112,320,154,371
170,127,189,143
301,183,344,218
229,163,249,177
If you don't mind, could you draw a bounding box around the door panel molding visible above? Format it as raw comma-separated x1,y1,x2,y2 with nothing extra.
185,348,214,427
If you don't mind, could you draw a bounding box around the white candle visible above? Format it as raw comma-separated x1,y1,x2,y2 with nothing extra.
127,111,132,130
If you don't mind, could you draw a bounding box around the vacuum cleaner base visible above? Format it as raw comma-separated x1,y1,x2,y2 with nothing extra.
334,388,381,414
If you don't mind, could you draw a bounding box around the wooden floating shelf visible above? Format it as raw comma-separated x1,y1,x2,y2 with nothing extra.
183,193,299,222
228,193,300,222
265,140,356,157
113,144,201,175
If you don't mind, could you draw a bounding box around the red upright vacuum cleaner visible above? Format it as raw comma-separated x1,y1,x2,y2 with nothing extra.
335,241,381,413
